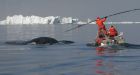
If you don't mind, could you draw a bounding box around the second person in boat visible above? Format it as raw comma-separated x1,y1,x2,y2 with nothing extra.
108,25,118,38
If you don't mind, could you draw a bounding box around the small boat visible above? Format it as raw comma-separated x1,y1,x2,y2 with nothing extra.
99,32,125,47
87,32,125,48
100,32,125,47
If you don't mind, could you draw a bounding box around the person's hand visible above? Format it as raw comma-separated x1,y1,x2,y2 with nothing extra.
104,16,108,18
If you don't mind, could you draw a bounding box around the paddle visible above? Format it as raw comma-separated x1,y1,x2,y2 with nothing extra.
65,8,140,32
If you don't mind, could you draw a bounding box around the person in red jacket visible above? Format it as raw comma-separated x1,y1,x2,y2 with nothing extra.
95,17,108,35
95,33,106,46
108,25,118,38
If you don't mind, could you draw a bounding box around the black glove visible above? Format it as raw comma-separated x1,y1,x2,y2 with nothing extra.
104,16,108,18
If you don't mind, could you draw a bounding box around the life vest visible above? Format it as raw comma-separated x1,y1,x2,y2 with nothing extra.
108,27,118,37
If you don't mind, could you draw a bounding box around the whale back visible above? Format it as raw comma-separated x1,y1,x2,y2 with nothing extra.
28,37,58,45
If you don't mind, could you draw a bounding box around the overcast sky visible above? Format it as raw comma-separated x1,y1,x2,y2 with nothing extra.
0,0,140,21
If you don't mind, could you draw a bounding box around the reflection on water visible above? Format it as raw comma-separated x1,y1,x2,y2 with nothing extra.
95,47,120,75
96,47,119,56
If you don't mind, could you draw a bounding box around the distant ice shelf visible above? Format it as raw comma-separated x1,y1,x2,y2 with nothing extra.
0,15,80,25
0,15,140,25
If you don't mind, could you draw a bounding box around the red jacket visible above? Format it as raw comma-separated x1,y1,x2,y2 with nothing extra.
96,37,105,45
96,17,106,28
96,17,107,35
108,26,118,37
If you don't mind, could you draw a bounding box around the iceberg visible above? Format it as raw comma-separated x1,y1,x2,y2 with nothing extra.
0,15,79,25
0,15,140,25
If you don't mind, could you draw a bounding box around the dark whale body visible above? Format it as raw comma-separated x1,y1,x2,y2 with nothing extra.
27,37,58,45
5,37,74,45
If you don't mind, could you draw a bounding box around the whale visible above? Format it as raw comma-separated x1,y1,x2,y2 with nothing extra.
27,37,58,45
5,37,74,45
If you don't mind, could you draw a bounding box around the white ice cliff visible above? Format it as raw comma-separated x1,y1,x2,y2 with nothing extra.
0,15,139,25
0,15,79,25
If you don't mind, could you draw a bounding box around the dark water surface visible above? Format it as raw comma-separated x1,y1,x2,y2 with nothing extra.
0,24,140,75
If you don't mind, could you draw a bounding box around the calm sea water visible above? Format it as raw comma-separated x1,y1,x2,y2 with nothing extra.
0,24,140,75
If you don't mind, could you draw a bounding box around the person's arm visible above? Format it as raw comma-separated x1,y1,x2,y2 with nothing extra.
101,17,107,22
